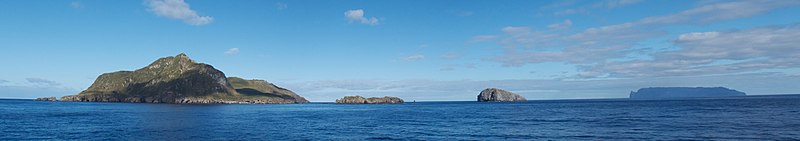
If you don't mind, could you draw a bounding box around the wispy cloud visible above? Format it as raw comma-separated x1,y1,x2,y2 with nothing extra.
146,0,213,26
70,1,84,9
599,0,641,9
224,48,240,56
552,0,642,16
547,19,573,30
275,2,287,10
581,24,800,78
467,35,497,43
344,9,379,25
401,54,425,61
439,63,476,71
440,52,461,60
456,11,473,17
482,0,800,78
26,78,60,86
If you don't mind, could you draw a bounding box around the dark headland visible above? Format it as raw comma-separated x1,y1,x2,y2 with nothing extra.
629,87,746,100
51,53,308,104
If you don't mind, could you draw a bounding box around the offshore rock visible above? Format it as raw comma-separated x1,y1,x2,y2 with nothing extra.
34,97,58,101
335,96,404,104
477,88,527,102
59,53,308,104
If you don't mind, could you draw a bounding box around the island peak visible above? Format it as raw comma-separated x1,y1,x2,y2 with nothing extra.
59,53,308,104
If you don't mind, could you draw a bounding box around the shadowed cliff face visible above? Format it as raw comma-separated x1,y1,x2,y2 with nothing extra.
61,53,308,104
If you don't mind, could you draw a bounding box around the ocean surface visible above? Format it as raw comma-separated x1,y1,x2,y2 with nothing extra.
2,95,800,140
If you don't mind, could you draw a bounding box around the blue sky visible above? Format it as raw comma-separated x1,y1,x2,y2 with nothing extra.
1,0,799,101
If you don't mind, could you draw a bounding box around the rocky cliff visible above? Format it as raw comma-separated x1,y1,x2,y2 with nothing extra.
335,96,404,104
629,87,746,100
60,53,308,104
478,88,527,102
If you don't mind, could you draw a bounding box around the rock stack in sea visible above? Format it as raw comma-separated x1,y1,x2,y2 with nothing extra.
477,88,527,102
34,97,58,101
335,96,404,104
57,53,308,104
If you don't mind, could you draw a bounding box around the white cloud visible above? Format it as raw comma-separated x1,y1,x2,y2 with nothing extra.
485,0,800,73
440,52,461,60
401,54,425,61
582,24,800,78
639,0,798,25
146,0,213,26
677,31,719,41
456,11,473,17
224,48,240,56
70,1,83,9
467,35,497,43
547,19,573,30
554,8,584,16
344,9,379,25
26,78,60,86
552,0,642,16
600,0,641,9
492,45,628,66
439,63,476,71
501,26,530,35
275,2,287,10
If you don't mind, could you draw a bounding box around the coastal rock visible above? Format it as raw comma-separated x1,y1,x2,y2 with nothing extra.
629,87,746,100
478,88,527,102
34,97,58,101
335,96,404,104
59,53,308,104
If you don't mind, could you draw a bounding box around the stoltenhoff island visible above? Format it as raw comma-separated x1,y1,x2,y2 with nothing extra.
56,53,309,104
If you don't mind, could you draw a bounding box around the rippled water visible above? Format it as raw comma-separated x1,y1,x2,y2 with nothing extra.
2,95,800,140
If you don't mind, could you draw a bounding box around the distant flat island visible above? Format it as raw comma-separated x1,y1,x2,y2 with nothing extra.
629,87,746,100
335,96,404,104
50,53,308,104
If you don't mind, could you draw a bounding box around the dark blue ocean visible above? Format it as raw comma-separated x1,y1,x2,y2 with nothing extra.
2,95,800,140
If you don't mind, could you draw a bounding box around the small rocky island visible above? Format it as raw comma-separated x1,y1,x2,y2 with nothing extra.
34,97,58,101
477,88,527,102
629,87,746,100
55,53,308,104
335,96,404,104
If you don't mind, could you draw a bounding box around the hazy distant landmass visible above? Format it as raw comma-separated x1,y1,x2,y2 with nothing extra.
335,96,404,104
34,97,57,101
477,88,527,102
629,87,746,100
58,53,308,104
